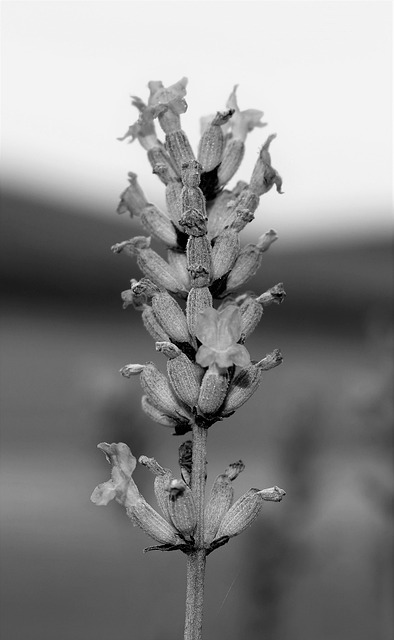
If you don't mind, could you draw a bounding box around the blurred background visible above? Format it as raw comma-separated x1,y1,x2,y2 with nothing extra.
1,2,393,640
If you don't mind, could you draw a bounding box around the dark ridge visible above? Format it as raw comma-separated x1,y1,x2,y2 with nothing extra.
1,189,392,332
200,166,222,202
174,226,189,251
209,272,230,298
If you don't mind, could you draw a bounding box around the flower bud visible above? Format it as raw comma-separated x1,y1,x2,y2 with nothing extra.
220,362,263,416
211,229,240,280
256,229,278,252
223,231,277,293
126,499,180,545
225,243,262,292
249,134,283,196
217,138,245,186
206,181,248,238
258,486,286,502
186,286,212,338
121,362,191,420
141,304,170,341
214,488,263,539
140,204,178,247
117,172,149,217
165,130,195,171
230,186,260,213
133,282,192,345
147,146,180,181
186,235,212,287
141,395,191,431
139,455,175,522
167,250,190,290
204,461,245,543
229,207,254,232
239,296,263,339
197,110,234,172
256,283,286,306
165,179,183,229
156,341,202,408
111,237,186,294
256,349,283,371
237,287,284,339
198,364,229,416
220,350,283,416
166,479,197,540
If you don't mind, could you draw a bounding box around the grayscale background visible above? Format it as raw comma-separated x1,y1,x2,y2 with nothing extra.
1,2,393,640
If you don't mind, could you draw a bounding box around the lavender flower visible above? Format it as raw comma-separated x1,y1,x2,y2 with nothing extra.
195,306,250,369
91,77,287,640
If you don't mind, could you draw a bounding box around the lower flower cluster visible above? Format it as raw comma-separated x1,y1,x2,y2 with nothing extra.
91,442,285,553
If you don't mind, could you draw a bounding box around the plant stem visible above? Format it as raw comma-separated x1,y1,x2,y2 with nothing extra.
184,423,208,640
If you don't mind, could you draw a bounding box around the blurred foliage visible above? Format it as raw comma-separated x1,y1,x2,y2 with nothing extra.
1,192,393,640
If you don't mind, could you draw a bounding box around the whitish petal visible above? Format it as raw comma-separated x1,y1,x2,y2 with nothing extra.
241,109,265,132
195,308,219,348
98,442,137,478
227,344,251,367
214,349,237,369
90,481,117,506
217,306,242,349
226,85,240,112
196,345,217,368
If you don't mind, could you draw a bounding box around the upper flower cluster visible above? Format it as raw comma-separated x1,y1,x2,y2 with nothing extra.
112,78,284,433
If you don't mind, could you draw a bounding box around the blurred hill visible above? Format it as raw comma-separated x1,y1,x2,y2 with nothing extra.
1,190,392,331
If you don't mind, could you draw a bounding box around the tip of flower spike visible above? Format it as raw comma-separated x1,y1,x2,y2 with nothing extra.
131,278,160,298
256,283,286,306
120,364,144,377
257,349,283,371
225,460,245,480
139,455,168,476
258,486,286,502
155,341,181,359
111,236,151,255
257,230,278,252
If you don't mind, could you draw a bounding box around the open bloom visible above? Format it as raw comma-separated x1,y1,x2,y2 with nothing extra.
226,85,266,142
195,305,250,369
90,442,140,507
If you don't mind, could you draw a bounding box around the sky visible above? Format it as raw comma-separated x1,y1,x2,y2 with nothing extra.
1,0,393,245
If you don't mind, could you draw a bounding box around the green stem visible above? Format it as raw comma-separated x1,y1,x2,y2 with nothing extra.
184,423,207,640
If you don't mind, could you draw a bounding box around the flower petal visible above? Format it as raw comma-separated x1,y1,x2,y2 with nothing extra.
214,349,236,369
196,345,217,368
227,344,251,367
217,306,242,349
90,481,117,506
195,308,219,348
